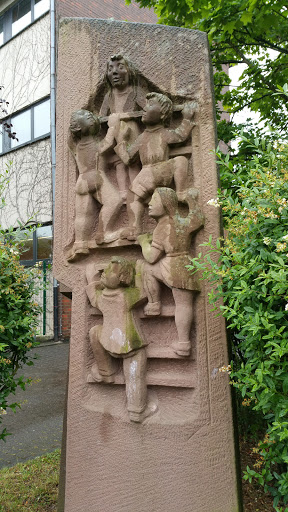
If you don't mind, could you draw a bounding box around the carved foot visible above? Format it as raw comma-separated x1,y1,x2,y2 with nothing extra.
171,341,191,357
88,364,115,384
67,242,90,262
96,231,122,244
129,401,158,423
144,301,161,316
95,232,104,245
120,227,141,241
177,190,188,202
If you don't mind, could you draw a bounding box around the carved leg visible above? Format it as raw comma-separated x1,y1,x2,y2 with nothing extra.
121,190,145,240
142,262,162,316
173,156,188,202
115,161,128,201
88,325,117,383
123,348,147,422
128,163,140,188
67,192,95,260
95,179,123,244
74,193,95,243
171,288,193,356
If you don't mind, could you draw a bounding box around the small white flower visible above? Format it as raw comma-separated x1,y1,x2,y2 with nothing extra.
285,304,288,311
207,198,220,208
282,234,288,241
263,237,271,246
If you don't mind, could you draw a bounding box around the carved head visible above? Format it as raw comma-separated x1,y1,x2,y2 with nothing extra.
152,187,178,217
101,257,135,289
69,109,100,137
105,54,138,91
142,93,173,126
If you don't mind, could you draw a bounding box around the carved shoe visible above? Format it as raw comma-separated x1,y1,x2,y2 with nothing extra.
88,364,115,384
144,301,161,316
171,341,191,357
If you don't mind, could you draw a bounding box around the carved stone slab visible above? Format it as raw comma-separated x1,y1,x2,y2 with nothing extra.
54,18,240,512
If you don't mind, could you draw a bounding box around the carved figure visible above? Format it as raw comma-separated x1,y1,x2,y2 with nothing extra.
138,187,204,356
99,54,147,201
113,92,196,240
67,109,123,260
86,257,152,422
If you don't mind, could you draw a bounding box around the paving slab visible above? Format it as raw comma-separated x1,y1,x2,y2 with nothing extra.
0,342,69,469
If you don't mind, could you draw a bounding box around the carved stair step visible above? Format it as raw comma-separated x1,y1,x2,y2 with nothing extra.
146,345,192,359
112,370,196,388
139,304,175,318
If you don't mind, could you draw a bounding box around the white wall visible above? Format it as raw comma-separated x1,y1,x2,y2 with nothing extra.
0,14,50,113
0,138,52,228
0,13,52,229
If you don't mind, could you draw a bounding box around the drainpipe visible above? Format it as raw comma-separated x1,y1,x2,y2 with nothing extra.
50,0,59,340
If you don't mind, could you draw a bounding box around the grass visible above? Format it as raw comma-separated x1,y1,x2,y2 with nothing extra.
0,450,60,512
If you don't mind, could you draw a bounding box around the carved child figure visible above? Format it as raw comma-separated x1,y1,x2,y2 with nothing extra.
99,54,147,201
113,92,196,240
86,257,151,422
138,187,204,357
67,109,123,260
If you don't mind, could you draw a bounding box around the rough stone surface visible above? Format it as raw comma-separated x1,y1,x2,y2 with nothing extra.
54,18,240,512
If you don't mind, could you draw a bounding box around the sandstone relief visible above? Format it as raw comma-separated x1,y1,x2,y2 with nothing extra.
66,54,204,422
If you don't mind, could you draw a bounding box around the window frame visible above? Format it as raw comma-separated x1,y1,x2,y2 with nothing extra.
0,96,50,155
0,0,49,47
18,223,53,267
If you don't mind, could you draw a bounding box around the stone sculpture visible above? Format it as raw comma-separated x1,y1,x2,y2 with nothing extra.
138,187,204,356
99,54,147,202
67,109,122,260
66,56,205,417
113,92,196,240
85,257,153,422
55,19,240,512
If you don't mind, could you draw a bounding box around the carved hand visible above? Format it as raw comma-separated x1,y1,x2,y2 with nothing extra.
137,233,153,246
107,113,121,130
182,102,197,120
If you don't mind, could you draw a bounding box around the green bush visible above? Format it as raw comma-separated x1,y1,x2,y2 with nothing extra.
0,169,42,440
190,136,288,511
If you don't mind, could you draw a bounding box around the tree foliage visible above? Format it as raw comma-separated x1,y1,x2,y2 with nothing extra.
0,169,42,441
128,0,288,134
190,136,288,510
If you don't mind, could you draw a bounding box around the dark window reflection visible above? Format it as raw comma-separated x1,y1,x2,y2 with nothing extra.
37,225,52,260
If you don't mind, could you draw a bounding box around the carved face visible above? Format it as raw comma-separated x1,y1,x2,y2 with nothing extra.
148,191,165,218
70,110,99,135
107,59,129,89
142,97,163,125
101,263,121,289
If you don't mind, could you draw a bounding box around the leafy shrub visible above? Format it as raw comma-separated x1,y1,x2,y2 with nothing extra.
0,169,42,440
190,136,288,510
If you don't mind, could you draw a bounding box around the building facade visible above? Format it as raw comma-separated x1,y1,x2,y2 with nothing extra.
0,0,156,340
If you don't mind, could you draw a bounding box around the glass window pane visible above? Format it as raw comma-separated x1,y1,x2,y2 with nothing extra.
18,231,34,261
34,100,50,138
34,0,50,19
12,0,31,36
0,17,3,46
11,109,31,148
0,132,2,154
37,225,52,260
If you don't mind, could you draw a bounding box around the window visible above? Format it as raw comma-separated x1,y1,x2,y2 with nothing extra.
0,17,3,46
19,224,52,265
0,0,49,46
34,0,50,20
12,0,31,37
1,97,50,154
11,109,31,148
33,100,50,138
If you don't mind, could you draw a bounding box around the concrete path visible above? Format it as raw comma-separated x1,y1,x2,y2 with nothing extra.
0,342,69,469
